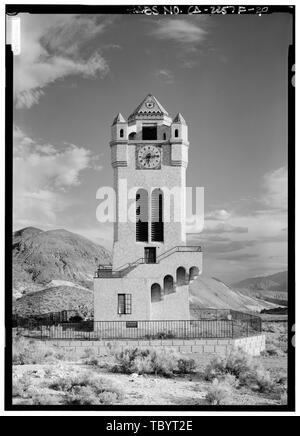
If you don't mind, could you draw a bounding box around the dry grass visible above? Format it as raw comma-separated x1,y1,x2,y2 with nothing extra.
13,366,123,406
13,336,84,365
12,327,288,407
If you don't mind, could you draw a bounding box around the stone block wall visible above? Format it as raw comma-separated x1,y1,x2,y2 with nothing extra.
46,334,265,357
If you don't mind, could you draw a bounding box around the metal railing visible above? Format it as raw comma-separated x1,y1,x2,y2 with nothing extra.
13,309,262,341
94,245,202,278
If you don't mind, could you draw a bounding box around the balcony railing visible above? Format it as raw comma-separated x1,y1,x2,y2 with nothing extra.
94,245,202,278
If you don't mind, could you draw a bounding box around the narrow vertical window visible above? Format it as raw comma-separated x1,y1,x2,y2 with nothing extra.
120,129,124,138
151,189,164,242
136,189,148,242
175,129,179,138
118,294,132,314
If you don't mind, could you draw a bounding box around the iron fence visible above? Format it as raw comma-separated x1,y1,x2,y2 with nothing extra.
13,309,262,341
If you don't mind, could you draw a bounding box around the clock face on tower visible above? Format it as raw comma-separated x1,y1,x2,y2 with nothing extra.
137,145,161,169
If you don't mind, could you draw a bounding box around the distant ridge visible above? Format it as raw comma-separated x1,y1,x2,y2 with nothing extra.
231,271,287,292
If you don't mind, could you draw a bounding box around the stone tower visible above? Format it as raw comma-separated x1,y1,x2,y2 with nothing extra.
94,94,202,321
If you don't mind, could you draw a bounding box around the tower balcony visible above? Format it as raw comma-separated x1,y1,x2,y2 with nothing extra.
94,245,202,279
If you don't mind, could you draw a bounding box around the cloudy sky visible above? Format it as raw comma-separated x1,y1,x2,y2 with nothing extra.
11,12,292,283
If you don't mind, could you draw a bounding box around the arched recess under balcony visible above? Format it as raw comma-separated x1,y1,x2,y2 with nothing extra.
176,266,186,286
163,274,174,295
151,283,162,303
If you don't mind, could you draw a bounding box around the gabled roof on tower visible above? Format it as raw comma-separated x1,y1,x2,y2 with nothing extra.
112,113,126,125
172,113,186,125
128,94,170,122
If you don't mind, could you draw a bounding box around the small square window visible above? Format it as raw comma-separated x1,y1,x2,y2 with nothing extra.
118,294,132,315
142,126,157,140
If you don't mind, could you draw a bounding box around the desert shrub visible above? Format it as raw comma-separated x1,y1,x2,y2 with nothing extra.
204,348,280,395
12,375,32,398
204,348,253,381
13,375,59,405
217,373,239,389
30,393,59,405
112,348,142,374
49,372,123,405
274,372,287,386
262,344,285,357
205,379,233,405
253,368,275,393
13,337,83,365
13,337,56,365
177,358,197,374
238,366,276,393
224,349,254,377
148,350,178,377
63,386,119,405
82,348,101,366
113,348,177,377
111,348,194,377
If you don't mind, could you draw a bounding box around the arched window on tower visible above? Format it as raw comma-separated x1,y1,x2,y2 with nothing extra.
163,133,166,140
136,189,148,242
151,189,164,242
175,129,179,138
120,129,124,138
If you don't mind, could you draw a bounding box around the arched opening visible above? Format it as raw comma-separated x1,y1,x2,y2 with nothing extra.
128,132,136,140
176,267,186,286
163,133,166,140
174,129,179,138
136,189,148,242
189,266,199,281
120,129,124,138
151,188,164,242
151,283,161,302
163,275,174,295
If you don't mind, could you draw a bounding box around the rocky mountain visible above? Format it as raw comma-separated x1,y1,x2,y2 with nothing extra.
231,271,287,292
13,227,111,296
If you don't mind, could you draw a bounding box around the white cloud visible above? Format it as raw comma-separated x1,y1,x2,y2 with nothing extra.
206,209,231,221
13,14,110,108
155,69,175,84
13,126,101,228
262,166,287,211
152,18,207,44
190,167,288,281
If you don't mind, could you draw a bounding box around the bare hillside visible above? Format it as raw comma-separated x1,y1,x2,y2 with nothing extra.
14,285,93,318
189,275,277,315
13,227,111,295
